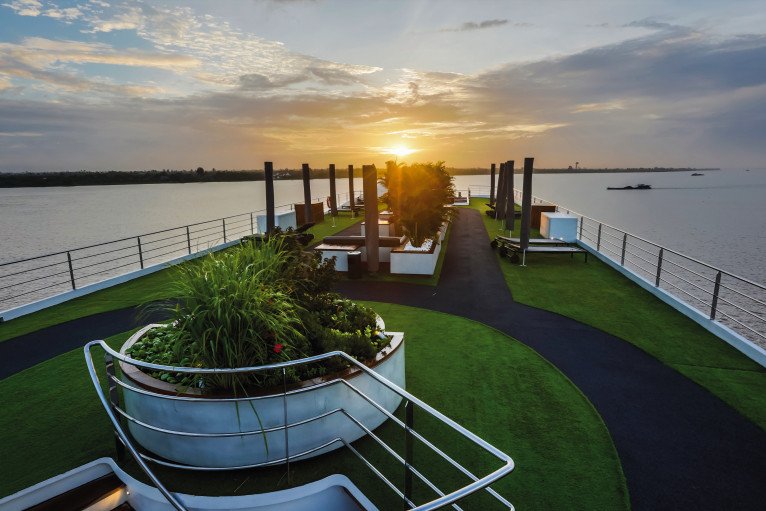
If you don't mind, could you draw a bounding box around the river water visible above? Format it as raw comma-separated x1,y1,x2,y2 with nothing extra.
3,170,763,283
1,170,765,342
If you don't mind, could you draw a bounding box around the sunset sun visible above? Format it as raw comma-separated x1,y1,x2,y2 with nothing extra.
388,145,416,158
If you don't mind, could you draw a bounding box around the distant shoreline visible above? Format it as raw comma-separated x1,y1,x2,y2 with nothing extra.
0,167,721,188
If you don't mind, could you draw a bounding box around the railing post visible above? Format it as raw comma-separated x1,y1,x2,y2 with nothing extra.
186,226,192,254
579,216,584,240
621,233,627,265
250,212,254,235
282,368,291,485
222,218,227,243
136,236,144,269
66,251,76,290
404,400,414,506
104,352,126,461
596,223,602,251
710,271,722,320
655,248,664,287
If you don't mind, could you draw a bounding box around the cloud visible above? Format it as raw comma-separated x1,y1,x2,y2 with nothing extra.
0,37,199,96
571,101,626,113
440,19,513,32
624,18,675,30
43,6,82,20
0,130,42,136
2,0,42,16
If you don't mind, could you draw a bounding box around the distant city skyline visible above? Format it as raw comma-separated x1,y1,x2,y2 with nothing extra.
1,0,765,171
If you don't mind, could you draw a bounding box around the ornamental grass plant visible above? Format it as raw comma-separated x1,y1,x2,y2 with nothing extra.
128,233,384,392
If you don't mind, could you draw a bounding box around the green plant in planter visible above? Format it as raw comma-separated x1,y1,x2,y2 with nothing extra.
381,160,456,246
130,233,384,392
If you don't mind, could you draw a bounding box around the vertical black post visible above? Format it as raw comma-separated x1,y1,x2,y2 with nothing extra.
348,165,356,215
301,163,313,225
579,217,584,240
137,236,144,269
489,163,496,205
329,163,338,216
495,162,506,220
250,212,254,235
363,164,379,272
264,161,275,234
655,248,664,287
404,400,414,506
597,224,602,250
505,160,515,231
710,271,722,319
104,353,125,461
222,218,227,243
186,226,192,254
621,233,627,265
519,157,534,250
66,251,76,290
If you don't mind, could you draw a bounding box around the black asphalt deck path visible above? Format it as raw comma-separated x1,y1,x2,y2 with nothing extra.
1,208,765,510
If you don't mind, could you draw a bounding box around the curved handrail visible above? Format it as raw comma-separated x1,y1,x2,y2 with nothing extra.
84,340,515,511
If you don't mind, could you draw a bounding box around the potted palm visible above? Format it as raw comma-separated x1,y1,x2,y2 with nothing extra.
119,234,405,468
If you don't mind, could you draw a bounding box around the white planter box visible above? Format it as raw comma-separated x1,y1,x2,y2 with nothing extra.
313,244,362,271
540,212,578,242
256,210,297,233
389,223,447,275
360,221,391,237
119,325,404,469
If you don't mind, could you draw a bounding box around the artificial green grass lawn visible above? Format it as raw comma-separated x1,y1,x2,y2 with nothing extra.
470,198,766,430
0,214,364,343
0,302,629,511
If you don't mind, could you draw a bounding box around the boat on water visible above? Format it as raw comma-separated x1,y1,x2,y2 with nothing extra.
606,184,652,190
691,172,704,176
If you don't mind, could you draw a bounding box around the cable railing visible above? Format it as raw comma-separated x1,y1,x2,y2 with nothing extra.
470,184,766,349
0,191,361,314
84,339,515,510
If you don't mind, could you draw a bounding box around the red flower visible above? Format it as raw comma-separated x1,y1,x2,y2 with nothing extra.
273,343,283,354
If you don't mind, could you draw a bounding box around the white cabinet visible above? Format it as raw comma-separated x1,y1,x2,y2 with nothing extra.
540,212,578,242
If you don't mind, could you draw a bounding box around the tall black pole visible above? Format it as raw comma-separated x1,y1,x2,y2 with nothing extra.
363,164,379,272
301,163,313,225
348,165,355,214
505,160,515,231
264,161,275,234
496,162,506,220
328,163,337,216
489,163,496,205
520,157,534,251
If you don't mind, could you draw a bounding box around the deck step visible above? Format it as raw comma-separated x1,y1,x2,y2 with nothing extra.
25,473,125,511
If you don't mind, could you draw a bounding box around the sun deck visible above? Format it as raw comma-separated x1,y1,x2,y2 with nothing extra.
1,204,765,510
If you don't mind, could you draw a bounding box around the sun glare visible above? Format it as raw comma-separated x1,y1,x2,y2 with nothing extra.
388,145,416,158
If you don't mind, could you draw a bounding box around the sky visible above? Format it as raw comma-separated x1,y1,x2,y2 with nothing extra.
0,0,765,171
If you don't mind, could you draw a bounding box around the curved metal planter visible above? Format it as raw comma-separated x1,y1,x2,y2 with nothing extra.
118,324,405,468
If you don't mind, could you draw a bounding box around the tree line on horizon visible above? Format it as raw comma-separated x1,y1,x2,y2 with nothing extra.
0,166,716,188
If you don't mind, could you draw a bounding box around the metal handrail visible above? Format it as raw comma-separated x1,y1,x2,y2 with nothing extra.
84,339,515,511
471,183,766,292
473,182,766,344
